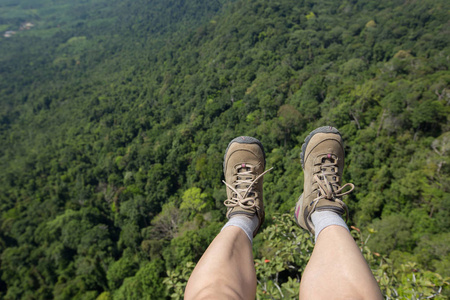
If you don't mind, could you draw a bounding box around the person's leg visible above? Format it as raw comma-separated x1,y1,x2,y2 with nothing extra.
300,225,383,300
185,136,271,299
184,226,256,300
294,126,383,300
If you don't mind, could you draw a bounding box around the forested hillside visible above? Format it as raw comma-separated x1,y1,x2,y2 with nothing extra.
0,0,449,298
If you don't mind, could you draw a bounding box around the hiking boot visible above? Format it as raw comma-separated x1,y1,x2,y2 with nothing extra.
294,126,355,235
223,136,272,237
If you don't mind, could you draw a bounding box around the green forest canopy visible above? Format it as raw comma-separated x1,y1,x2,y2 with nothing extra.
0,0,449,298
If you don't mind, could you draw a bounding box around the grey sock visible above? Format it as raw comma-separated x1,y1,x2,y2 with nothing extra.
221,215,259,243
311,211,349,242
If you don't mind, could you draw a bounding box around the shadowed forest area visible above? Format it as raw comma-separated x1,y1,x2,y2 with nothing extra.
0,0,449,298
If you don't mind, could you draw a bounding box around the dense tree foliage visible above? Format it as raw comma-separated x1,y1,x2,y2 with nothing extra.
0,0,449,298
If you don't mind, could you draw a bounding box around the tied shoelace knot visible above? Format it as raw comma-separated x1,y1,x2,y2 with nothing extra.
309,155,355,220
223,165,273,210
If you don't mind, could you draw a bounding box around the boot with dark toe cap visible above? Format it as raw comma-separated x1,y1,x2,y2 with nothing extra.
223,136,272,237
294,126,355,235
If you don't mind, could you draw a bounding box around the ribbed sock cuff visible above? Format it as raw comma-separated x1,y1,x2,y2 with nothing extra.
221,215,259,243
311,211,349,242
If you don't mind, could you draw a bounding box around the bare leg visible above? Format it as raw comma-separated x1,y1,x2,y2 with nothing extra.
184,226,256,300
185,136,268,299
299,225,383,300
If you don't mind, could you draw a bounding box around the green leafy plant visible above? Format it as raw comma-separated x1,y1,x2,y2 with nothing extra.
163,262,195,299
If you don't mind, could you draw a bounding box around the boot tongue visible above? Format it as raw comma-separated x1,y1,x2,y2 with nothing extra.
320,154,339,199
324,153,334,163
235,164,253,192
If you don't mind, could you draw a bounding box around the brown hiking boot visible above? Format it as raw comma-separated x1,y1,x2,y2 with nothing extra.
223,136,272,237
294,126,355,235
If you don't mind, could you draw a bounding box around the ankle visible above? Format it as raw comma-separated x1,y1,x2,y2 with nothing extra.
221,215,259,243
311,211,349,242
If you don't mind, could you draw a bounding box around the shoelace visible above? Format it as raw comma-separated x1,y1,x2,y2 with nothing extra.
309,157,355,219
223,166,273,209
